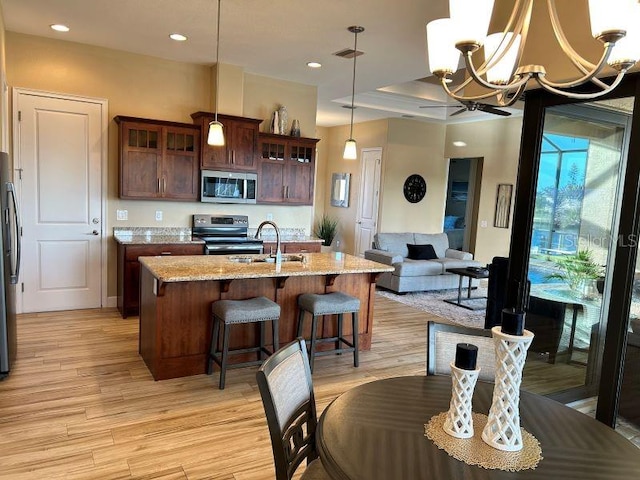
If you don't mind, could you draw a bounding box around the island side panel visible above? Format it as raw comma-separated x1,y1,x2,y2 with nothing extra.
140,265,223,380
139,267,379,380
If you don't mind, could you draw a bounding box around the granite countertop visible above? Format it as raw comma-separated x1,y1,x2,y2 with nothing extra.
113,227,320,245
113,227,203,245
139,252,394,283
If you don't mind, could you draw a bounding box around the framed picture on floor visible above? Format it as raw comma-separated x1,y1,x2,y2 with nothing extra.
494,184,513,228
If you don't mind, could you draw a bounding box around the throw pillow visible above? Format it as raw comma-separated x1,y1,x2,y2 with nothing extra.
407,243,438,260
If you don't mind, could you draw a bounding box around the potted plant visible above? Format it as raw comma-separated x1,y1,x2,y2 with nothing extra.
546,249,604,298
313,213,339,252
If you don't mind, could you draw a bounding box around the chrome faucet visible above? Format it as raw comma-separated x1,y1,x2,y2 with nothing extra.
255,220,282,264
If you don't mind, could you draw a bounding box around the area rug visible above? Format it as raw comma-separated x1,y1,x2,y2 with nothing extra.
376,287,488,329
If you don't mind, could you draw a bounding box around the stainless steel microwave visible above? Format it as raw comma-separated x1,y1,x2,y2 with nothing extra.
201,170,257,204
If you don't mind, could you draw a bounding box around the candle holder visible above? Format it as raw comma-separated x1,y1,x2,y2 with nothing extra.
482,325,534,452
443,362,481,439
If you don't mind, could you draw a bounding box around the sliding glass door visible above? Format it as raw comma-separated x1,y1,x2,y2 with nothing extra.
522,102,633,402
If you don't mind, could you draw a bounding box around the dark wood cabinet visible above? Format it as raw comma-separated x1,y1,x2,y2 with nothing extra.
257,133,318,205
115,116,200,201
117,243,204,318
191,112,262,171
262,241,321,254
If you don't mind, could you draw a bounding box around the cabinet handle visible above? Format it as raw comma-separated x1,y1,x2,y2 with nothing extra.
282,186,286,198
162,177,166,193
232,150,236,164
157,178,161,193
286,185,290,199
160,252,172,255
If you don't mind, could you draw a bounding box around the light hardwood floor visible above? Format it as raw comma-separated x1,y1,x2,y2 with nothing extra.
0,295,636,479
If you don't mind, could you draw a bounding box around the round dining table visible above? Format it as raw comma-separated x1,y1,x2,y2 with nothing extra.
316,375,640,479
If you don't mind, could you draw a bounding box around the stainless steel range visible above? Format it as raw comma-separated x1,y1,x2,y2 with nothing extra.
192,214,264,255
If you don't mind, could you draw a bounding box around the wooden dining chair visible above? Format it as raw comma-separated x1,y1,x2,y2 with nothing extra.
426,321,496,382
256,338,331,480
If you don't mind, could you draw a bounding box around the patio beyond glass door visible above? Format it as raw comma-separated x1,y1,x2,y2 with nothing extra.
523,102,632,401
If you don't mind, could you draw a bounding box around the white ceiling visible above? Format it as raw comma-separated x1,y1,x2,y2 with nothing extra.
0,0,522,126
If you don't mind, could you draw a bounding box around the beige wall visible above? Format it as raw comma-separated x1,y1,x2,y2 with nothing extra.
382,119,448,233
445,117,523,263
318,119,388,252
0,9,6,152
5,32,319,300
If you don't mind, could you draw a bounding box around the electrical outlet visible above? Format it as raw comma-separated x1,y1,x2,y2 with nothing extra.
155,211,163,221
266,213,273,221
480,220,488,228
116,209,128,221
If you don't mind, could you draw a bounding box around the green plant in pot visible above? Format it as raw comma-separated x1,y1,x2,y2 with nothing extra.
546,249,604,298
314,213,339,249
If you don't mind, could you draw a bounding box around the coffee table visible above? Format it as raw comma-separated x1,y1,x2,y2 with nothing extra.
444,267,489,310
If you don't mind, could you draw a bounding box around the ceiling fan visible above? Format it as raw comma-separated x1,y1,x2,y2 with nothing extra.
419,100,511,117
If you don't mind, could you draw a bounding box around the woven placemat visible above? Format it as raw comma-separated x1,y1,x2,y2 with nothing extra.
424,412,543,472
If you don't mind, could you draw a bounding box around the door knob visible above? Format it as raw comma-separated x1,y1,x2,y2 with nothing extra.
92,218,100,224
92,230,99,235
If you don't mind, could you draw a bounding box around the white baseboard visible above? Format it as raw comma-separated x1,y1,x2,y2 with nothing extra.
106,296,118,308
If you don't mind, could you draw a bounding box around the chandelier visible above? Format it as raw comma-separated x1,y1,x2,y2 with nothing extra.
426,0,640,106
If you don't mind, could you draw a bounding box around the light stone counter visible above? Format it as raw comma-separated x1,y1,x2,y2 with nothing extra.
113,227,203,245
139,252,393,283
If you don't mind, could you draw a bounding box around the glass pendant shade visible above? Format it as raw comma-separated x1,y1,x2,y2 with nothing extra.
588,0,634,38
207,121,225,146
343,139,357,160
449,0,495,46
484,32,521,84
608,3,640,65
427,18,460,74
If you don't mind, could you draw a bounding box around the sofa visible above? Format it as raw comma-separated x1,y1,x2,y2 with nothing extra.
364,232,482,294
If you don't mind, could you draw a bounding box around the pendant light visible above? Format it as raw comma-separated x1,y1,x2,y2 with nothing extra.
343,26,364,160
207,0,224,146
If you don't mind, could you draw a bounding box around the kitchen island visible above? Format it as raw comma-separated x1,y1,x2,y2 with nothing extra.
138,253,394,380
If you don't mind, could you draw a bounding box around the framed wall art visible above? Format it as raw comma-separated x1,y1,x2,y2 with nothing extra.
494,184,513,228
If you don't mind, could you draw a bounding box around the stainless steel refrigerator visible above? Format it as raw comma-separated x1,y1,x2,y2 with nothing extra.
0,151,20,379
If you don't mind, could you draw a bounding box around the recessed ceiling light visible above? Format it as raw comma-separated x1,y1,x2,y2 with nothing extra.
307,62,322,68
169,33,188,42
50,24,70,32
453,141,467,147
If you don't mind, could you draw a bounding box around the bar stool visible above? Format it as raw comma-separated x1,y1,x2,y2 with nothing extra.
296,292,360,373
208,296,280,389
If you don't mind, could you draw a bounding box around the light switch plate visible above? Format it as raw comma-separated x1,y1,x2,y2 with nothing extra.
480,220,488,228
116,209,128,221
266,213,273,221
155,211,163,221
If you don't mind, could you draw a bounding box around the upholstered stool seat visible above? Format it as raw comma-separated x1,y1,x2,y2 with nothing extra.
208,296,280,389
296,292,360,372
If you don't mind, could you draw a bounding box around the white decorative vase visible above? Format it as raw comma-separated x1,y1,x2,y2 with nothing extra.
443,362,481,439
482,326,534,451
278,105,288,136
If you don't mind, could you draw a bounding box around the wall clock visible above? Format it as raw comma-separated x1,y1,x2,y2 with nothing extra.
403,174,426,203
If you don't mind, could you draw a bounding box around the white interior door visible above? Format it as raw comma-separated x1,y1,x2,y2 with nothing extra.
14,90,106,312
355,148,382,257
